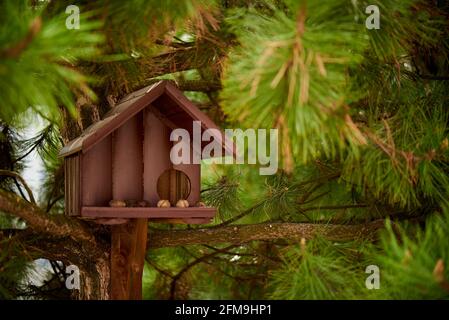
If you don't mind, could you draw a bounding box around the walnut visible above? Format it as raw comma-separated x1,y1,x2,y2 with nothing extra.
157,199,171,208
176,199,189,208
109,200,126,207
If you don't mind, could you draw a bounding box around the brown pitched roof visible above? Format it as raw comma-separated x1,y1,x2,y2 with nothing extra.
59,80,233,157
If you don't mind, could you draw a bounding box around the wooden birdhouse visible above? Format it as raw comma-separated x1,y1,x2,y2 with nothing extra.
59,80,232,224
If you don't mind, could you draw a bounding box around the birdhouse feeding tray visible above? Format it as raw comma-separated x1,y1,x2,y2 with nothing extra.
59,80,233,224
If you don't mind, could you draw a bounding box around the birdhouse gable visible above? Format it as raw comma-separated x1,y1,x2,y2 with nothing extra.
60,80,230,223
59,81,229,158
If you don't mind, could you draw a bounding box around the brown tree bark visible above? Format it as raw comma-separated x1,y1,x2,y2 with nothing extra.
0,188,386,299
148,220,385,248
0,190,111,299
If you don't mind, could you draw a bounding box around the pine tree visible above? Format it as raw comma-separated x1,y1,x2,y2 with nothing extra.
1,0,449,299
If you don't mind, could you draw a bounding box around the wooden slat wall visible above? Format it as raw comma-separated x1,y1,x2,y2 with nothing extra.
112,113,143,200
64,154,80,216
143,108,171,205
156,169,191,205
174,142,200,206
74,105,201,210
173,164,200,205
82,136,112,206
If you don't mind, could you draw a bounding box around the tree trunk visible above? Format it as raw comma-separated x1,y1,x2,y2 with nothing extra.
78,255,111,299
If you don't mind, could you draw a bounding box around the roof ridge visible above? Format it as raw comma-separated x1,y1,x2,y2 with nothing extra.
59,80,232,158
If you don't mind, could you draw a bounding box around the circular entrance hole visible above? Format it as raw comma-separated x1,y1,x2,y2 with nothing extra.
156,169,191,205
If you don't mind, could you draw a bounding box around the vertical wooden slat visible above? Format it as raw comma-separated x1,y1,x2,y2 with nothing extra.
78,154,83,215
70,157,74,214
112,114,143,200
111,219,147,300
72,157,75,215
71,157,74,215
173,142,200,206
68,157,73,215
106,112,147,300
74,155,80,215
174,163,200,205
169,169,176,204
64,159,68,215
82,136,112,207
129,218,147,300
143,108,171,205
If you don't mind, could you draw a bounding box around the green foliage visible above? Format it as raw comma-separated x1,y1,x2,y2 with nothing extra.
0,0,103,122
373,210,449,299
221,1,369,167
357,0,445,60
268,210,449,300
0,123,24,190
268,238,368,299
106,0,217,43
0,238,32,299
343,82,449,208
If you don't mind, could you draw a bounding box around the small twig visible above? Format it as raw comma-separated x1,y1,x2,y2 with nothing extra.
13,178,28,200
169,244,238,299
0,170,36,204
300,190,331,205
211,200,266,229
300,204,369,212
46,195,64,213
145,257,174,279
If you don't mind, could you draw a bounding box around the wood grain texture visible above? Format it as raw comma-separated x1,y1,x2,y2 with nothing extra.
112,113,143,200
174,163,200,206
148,220,386,248
82,135,112,207
60,80,234,159
81,206,216,219
111,219,148,300
143,108,171,206
157,169,191,205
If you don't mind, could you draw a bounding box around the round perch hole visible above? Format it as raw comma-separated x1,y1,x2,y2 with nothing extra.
157,169,191,206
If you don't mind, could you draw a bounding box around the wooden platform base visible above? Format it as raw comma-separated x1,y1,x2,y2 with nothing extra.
81,206,216,222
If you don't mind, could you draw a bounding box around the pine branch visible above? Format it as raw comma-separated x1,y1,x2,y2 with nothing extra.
139,46,217,80
0,170,36,204
300,204,369,212
0,17,41,59
148,220,386,248
154,39,194,49
144,79,221,92
0,229,74,262
433,259,449,293
177,79,222,92
145,257,174,279
0,189,95,244
169,244,238,299
211,200,265,228
417,74,449,81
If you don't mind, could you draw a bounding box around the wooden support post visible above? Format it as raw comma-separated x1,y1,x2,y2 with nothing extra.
110,218,148,300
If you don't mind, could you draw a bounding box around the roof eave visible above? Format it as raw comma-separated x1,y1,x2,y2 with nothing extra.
59,80,236,159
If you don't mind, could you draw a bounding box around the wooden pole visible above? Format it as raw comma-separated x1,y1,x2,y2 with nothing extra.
110,218,148,300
